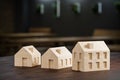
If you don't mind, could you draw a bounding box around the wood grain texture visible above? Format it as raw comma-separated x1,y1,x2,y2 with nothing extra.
0,52,120,80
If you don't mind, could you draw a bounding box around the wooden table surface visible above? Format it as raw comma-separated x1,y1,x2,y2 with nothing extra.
0,52,120,80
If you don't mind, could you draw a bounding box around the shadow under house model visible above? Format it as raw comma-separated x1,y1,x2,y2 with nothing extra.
72,41,110,72
41,46,72,69
14,46,41,67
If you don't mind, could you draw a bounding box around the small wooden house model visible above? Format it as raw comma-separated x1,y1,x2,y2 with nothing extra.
14,45,41,67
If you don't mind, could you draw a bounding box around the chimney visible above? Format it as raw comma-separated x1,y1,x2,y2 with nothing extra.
29,48,33,53
85,43,93,49
56,49,61,54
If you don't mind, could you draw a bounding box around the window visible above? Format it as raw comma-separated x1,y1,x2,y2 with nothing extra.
88,62,92,69
104,52,107,59
65,59,67,65
69,58,71,64
88,53,92,60
96,62,100,68
96,52,100,59
61,59,63,66
74,52,76,59
103,61,107,68
79,53,81,59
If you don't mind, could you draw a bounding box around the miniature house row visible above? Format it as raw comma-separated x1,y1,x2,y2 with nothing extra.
14,41,110,72
14,46,72,69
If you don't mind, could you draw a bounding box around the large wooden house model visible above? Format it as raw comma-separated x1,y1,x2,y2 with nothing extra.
72,41,110,72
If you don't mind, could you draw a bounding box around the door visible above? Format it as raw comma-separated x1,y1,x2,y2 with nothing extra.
33,57,39,65
22,57,28,66
37,57,39,64
77,62,80,70
49,59,54,69
34,58,37,65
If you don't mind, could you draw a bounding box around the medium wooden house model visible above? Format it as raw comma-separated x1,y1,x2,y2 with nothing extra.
41,46,72,69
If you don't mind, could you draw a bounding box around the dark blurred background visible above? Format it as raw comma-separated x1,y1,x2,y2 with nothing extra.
0,0,120,56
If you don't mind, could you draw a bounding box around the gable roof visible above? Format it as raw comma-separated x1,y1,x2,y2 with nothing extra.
15,45,40,57
48,46,72,58
74,41,110,52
